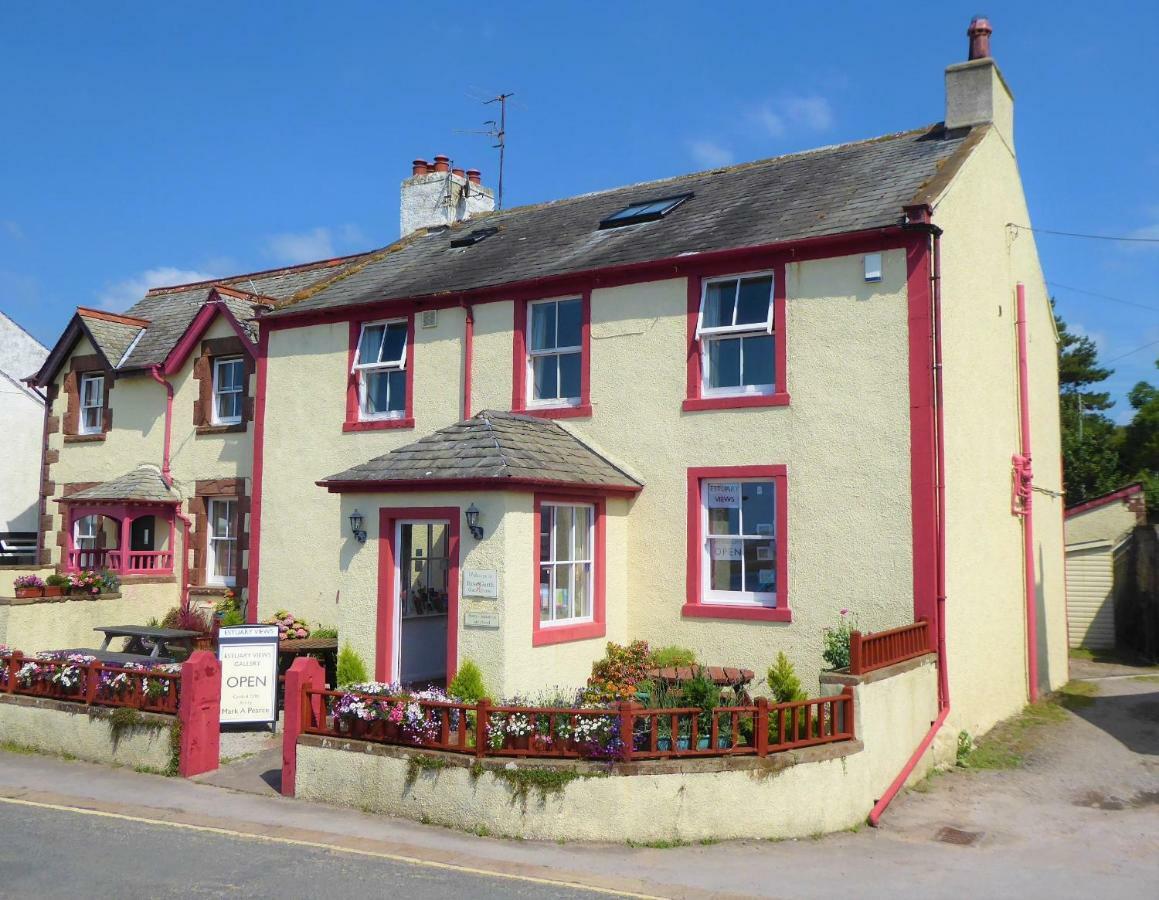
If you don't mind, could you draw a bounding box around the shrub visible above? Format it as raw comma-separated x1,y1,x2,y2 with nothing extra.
266,610,310,641
584,640,651,703
767,652,807,703
160,607,181,629
175,604,211,634
822,609,857,670
45,574,70,588
449,659,489,701
219,609,245,628
98,568,120,593
680,669,722,733
337,644,369,687
649,646,696,668
312,625,339,639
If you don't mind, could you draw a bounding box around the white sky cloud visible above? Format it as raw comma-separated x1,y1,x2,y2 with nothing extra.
264,224,367,265
97,266,217,311
688,139,735,168
751,94,835,139
1,220,23,239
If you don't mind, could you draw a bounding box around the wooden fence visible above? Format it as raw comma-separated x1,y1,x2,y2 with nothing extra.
848,618,932,676
298,686,855,762
1,651,181,714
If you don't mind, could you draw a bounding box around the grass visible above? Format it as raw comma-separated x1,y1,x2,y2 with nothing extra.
626,838,688,849
1069,647,1159,669
1133,675,1159,684
958,682,1094,771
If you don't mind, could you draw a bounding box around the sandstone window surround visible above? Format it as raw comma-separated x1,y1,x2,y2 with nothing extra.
192,337,253,434
188,479,250,595
61,355,114,443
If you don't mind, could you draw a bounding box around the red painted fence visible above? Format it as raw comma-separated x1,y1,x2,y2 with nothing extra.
848,618,932,676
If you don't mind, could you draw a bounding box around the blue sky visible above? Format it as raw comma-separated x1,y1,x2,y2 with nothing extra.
2,1,1156,419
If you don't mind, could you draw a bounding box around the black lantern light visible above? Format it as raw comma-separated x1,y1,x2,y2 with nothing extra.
348,508,367,543
465,503,483,540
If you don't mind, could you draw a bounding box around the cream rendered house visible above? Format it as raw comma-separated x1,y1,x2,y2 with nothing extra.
26,22,1067,739
0,311,48,564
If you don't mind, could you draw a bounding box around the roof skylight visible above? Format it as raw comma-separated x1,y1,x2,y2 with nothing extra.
598,193,691,229
450,226,499,248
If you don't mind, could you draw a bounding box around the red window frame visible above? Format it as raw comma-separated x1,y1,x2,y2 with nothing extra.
512,292,593,419
532,492,606,646
682,262,790,412
344,315,416,432
683,465,790,622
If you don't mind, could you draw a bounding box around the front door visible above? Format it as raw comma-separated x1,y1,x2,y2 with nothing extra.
394,520,451,686
130,516,155,552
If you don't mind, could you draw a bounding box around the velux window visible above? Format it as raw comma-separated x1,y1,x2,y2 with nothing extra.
79,374,105,434
599,194,691,229
538,503,594,626
696,273,775,397
354,320,408,419
212,357,245,425
528,298,582,406
701,479,777,606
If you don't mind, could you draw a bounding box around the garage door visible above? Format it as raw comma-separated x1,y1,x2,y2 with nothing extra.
1065,541,1115,649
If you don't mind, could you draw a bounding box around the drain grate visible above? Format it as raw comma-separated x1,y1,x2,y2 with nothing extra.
936,826,982,846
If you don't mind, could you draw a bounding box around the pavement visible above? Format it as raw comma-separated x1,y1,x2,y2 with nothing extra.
0,662,1155,898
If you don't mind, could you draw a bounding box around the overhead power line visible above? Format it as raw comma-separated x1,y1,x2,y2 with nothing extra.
1105,338,1159,365
1008,223,1159,244
1048,281,1159,315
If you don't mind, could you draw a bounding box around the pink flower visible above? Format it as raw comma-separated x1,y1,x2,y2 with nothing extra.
840,608,849,616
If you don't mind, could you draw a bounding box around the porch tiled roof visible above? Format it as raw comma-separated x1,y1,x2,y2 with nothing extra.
320,410,642,492
61,465,178,504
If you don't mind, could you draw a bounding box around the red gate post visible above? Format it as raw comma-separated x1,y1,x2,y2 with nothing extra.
178,650,221,777
282,656,324,798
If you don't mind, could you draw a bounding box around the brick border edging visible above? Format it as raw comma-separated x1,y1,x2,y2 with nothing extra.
819,652,936,688
295,733,864,777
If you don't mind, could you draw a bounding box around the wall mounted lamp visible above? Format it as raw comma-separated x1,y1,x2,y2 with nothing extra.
465,503,484,540
349,508,367,543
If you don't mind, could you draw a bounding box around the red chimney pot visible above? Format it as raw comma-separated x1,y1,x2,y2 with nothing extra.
433,155,451,173
967,16,992,60
412,158,430,176
466,169,482,185
451,167,465,179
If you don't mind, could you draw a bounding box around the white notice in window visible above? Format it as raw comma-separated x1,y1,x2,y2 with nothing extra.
710,539,743,561
706,483,740,509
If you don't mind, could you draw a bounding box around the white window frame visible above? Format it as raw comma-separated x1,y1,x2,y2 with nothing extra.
211,356,245,426
538,502,595,627
206,498,237,587
700,478,777,607
352,319,409,421
695,271,775,399
79,373,105,434
526,297,583,408
73,514,98,550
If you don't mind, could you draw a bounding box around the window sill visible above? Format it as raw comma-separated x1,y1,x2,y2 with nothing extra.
532,620,605,646
189,586,232,596
515,404,593,421
196,423,247,435
682,392,790,412
681,603,791,623
342,417,416,433
64,433,107,444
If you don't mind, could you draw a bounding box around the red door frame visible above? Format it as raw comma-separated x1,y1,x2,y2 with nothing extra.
376,506,460,684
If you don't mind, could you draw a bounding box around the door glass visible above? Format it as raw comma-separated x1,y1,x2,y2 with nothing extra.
399,523,450,618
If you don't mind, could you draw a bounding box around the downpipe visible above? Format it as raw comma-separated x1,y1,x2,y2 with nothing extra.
869,221,950,826
149,366,192,613
1014,282,1039,701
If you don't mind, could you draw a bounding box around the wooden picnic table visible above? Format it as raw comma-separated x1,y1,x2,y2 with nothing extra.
94,625,202,659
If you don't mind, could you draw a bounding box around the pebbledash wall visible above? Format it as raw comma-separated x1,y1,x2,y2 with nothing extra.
255,251,917,699
294,655,938,842
0,586,174,654
932,123,1068,738
42,314,255,610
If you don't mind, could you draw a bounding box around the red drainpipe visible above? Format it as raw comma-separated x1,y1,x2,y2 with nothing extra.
1014,282,1039,701
149,365,192,613
869,220,950,826
461,301,475,419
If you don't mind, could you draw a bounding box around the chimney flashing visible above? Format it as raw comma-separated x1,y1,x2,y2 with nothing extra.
945,32,1014,154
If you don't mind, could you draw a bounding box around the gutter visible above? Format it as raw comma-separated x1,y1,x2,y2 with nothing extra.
148,365,192,613
869,215,949,826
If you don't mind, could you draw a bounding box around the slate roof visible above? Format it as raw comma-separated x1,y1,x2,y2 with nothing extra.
78,311,144,368
62,465,178,504
274,123,976,318
320,410,643,492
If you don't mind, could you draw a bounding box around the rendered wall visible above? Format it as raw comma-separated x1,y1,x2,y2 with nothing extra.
0,380,44,533
0,583,175,654
933,125,1068,738
0,694,174,771
259,257,915,696
294,656,937,842
1065,499,1140,548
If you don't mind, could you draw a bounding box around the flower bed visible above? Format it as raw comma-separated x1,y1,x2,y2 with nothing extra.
0,647,181,714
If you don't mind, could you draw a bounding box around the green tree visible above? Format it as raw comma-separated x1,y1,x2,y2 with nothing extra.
1119,363,1159,508
1055,305,1122,503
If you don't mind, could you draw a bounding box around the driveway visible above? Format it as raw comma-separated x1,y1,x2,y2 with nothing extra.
0,667,1155,899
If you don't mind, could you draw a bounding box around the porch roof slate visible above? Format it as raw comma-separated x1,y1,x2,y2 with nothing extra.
320,410,642,491
61,465,178,504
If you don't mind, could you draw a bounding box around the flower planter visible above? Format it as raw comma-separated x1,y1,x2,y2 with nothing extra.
43,586,65,598
504,734,530,752
14,587,44,599
657,737,673,752
193,636,215,652
530,734,554,753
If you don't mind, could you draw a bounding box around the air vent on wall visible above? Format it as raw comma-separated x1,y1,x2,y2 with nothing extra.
421,309,439,329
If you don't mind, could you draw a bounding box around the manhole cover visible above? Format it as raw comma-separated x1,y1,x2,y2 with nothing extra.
936,826,982,846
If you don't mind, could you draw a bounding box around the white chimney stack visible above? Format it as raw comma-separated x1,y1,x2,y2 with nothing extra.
400,155,495,237
945,16,1015,153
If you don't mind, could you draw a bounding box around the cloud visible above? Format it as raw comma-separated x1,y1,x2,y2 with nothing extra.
688,139,735,168
1069,321,1109,354
1,220,22,239
97,266,218,311
264,224,367,265
751,94,835,139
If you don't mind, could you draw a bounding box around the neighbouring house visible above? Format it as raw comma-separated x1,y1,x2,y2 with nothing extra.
23,19,1067,742
1064,484,1148,650
0,311,48,564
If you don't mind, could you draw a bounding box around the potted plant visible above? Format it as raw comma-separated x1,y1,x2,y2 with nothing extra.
680,669,721,750
822,609,857,671
44,574,69,598
13,574,45,598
